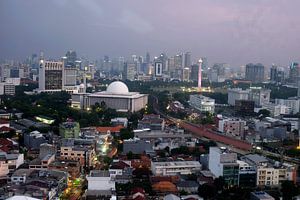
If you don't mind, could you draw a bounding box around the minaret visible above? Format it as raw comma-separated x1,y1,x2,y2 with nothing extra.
198,59,202,92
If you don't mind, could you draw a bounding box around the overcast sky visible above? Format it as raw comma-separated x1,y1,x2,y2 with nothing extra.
1,0,300,67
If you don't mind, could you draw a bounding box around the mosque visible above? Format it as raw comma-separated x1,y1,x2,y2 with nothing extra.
71,81,148,112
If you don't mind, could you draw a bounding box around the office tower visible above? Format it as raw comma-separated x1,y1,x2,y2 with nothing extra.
184,52,191,67
245,63,265,83
39,58,64,91
146,52,151,64
158,53,168,73
65,50,77,67
167,57,175,76
182,67,190,82
190,64,199,81
198,59,202,90
154,62,163,77
270,64,277,83
201,57,208,70
289,62,299,84
270,65,285,84
123,62,136,81
173,54,183,79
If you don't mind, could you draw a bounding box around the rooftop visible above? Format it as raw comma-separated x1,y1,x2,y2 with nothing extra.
152,160,201,167
89,170,110,177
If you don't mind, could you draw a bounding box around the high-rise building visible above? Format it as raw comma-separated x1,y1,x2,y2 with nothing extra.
39,58,64,91
201,57,208,70
184,52,191,67
173,54,183,80
123,62,136,81
289,62,299,84
65,50,77,67
182,67,190,82
146,52,151,64
154,62,163,77
190,64,199,81
245,63,265,83
270,65,285,84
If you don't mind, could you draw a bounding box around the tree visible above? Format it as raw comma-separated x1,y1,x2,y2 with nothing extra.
126,151,133,160
198,184,216,199
281,180,299,200
120,128,134,140
258,109,271,118
214,176,226,191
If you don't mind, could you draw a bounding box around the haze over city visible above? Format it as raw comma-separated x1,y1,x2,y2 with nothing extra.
3,1,300,200
1,0,300,66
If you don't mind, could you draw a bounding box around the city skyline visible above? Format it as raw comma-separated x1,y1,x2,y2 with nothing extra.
1,0,300,67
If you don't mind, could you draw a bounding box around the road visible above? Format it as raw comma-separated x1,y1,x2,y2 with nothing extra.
152,95,252,151
151,95,300,165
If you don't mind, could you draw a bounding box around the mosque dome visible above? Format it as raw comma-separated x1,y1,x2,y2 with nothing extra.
106,81,129,94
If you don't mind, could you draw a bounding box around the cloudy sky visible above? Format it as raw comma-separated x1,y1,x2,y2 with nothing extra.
1,0,300,66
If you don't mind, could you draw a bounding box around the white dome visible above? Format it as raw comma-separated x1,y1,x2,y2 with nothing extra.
106,81,129,94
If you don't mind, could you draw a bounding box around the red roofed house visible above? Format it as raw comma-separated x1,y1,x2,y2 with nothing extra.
96,125,124,135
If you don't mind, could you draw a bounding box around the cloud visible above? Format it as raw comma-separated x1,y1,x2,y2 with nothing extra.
119,9,154,34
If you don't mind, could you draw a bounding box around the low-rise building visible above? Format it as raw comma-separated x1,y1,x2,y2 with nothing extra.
138,114,165,131
60,138,96,167
218,118,246,138
86,170,116,199
0,151,24,176
59,121,80,138
151,160,201,176
176,180,199,194
241,154,296,186
237,160,256,188
48,160,81,179
189,95,215,113
275,97,300,114
123,138,153,155
111,117,128,128
29,153,55,170
8,169,68,200
0,82,15,95
250,191,275,200
262,103,291,117
23,131,46,150
208,147,239,186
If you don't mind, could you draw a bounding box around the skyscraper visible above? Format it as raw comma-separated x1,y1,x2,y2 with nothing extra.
123,62,136,81
190,64,199,81
184,52,191,67
270,65,285,84
289,62,299,84
245,63,265,83
65,50,77,67
154,62,163,79
145,52,151,64
39,58,64,91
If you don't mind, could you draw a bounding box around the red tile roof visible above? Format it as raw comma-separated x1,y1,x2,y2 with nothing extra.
0,126,13,132
96,125,124,133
